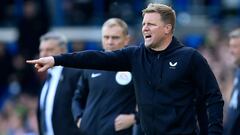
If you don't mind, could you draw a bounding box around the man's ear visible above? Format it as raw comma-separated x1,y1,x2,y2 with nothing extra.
164,24,173,34
124,35,131,45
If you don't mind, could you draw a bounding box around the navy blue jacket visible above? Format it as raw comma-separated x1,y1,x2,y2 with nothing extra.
224,68,240,135
55,37,224,135
72,70,136,135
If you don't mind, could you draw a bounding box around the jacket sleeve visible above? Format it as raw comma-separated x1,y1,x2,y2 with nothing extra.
191,51,224,135
54,48,133,71
71,71,89,123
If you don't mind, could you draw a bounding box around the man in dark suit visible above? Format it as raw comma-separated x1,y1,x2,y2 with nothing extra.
224,28,240,135
37,32,81,135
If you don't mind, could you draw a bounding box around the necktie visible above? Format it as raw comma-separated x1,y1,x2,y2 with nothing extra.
41,73,52,134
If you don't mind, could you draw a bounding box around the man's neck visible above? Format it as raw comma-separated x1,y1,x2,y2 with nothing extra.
151,35,173,51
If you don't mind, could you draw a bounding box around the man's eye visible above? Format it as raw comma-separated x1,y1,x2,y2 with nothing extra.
112,37,120,40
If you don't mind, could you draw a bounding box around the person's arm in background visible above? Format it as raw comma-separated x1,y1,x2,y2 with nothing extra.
72,71,89,128
114,105,141,131
191,51,224,135
114,113,136,131
132,105,145,135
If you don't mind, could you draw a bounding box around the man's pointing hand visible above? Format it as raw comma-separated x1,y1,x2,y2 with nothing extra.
26,56,55,72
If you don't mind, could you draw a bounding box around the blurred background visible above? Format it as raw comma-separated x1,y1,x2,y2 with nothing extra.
0,0,239,134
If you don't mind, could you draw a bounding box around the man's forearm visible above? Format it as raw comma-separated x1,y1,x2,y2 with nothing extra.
54,50,130,71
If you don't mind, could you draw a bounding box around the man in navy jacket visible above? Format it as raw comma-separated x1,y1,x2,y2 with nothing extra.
27,3,224,135
71,18,138,135
224,28,240,135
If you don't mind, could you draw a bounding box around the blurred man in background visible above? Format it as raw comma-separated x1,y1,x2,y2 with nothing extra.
224,28,240,135
37,32,81,135
72,18,141,135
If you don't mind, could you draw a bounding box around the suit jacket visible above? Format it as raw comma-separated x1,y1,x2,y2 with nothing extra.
224,68,240,135
37,67,82,135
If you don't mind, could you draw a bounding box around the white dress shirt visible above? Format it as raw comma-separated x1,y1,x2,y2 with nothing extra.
40,66,63,135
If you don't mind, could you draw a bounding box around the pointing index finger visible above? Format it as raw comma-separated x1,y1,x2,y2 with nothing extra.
26,59,39,64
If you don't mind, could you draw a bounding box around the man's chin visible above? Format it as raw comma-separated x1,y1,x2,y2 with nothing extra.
144,42,152,48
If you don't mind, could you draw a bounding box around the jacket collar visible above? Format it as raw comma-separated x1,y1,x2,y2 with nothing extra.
144,36,184,55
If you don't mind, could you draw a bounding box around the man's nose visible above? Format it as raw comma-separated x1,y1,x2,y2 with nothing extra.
107,38,113,44
142,25,149,32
